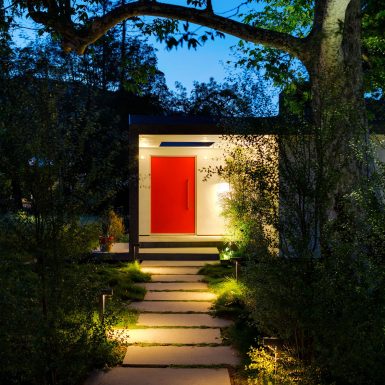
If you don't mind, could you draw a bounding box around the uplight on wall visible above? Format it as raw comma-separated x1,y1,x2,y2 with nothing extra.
216,182,231,195
139,137,151,147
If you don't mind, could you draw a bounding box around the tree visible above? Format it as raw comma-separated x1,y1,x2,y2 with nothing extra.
166,70,277,117
17,0,376,256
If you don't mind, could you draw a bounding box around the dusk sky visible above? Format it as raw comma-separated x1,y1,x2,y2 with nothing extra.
13,1,259,92
149,33,240,91
147,0,254,91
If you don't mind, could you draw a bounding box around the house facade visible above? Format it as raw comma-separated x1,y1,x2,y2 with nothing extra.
128,115,282,259
128,114,385,259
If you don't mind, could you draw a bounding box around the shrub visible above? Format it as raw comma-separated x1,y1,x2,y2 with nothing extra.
102,209,125,241
247,347,321,385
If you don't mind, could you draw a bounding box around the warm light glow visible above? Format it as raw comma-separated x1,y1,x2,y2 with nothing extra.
139,137,151,147
140,155,145,160
216,182,231,195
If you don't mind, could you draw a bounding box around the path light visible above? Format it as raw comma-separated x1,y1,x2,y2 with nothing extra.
231,257,244,282
99,288,113,322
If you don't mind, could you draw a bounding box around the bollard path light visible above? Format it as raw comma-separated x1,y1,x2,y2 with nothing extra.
99,288,113,322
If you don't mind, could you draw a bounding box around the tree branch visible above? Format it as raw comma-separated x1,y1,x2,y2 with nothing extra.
205,0,213,14
28,0,307,59
307,0,326,41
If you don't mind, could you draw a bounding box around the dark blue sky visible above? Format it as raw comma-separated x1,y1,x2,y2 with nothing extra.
149,33,239,91
142,0,257,91
12,1,258,92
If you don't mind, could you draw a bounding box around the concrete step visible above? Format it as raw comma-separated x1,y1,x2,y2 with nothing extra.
129,301,212,313
141,248,218,255
85,367,231,385
109,328,222,344
141,267,201,275
142,261,216,267
144,291,216,302
151,274,205,282
139,248,219,261
140,282,209,291
137,313,231,328
123,346,239,366
141,240,223,247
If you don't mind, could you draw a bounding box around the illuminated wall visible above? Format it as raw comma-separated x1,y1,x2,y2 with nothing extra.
138,144,229,236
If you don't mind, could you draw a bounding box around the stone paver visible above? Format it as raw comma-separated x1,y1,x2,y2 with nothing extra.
151,274,205,282
140,248,218,255
86,255,237,385
123,346,239,366
140,282,208,291
129,301,212,313
85,367,231,385
109,328,221,344
141,261,217,267
145,291,216,301
137,313,232,327
141,267,201,275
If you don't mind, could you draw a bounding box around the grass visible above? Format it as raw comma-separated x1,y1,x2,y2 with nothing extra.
198,263,235,288
199,262,260,370
80,261,151,328
198,263,246,318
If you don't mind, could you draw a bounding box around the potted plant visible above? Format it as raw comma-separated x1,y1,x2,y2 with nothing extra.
99,208,125,252
99,235,114,252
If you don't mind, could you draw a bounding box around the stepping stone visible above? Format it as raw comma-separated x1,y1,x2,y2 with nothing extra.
137,313,232,327
123,346,239,366
141,261,217,267
151,274,205,282
85,367,231,385
140,248,218,255
140,282,208,291
145,291,216,301
129,301,213,313
142,267,201,275
109,328,222,344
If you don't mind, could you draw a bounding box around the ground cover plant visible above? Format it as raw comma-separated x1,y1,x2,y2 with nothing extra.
83,261,151,328
0,236,150,385
198,263,259,366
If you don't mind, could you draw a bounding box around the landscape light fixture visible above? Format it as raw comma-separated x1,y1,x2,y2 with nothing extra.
99,288,113,322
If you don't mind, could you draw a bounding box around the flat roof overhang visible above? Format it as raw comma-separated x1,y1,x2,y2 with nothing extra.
128,114,287,136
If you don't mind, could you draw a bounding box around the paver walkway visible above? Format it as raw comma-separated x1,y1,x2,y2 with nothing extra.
87,260,238,385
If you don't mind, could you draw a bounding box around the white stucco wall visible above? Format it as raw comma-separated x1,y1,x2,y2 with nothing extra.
139,146,228,236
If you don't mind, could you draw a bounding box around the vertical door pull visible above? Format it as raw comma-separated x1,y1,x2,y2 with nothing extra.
186,179,190,209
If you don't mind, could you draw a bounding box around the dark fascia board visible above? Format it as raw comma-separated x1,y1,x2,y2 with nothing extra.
128,114,385,135
128,114,292,135
128,115,216,126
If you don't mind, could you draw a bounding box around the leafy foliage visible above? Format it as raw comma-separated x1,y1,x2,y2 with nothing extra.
215,127,385,384
362,0,385,97
0,31,162,384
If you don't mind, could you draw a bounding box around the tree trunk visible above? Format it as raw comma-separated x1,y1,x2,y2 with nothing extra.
307,0,368,253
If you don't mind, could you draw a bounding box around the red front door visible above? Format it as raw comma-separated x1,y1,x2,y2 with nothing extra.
151,156,195,233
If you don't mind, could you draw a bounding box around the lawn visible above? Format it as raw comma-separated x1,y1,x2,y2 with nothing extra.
77,261,151,328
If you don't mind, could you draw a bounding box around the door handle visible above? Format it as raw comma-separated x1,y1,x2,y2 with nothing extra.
186,179,189,209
